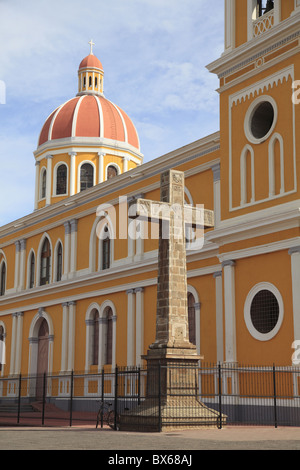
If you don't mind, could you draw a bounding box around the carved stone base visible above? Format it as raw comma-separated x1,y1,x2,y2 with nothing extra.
119,351,225,432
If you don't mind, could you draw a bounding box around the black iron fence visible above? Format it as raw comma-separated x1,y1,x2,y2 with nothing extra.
0,363,300,430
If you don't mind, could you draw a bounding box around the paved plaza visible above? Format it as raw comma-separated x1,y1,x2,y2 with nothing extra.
0,426,300,451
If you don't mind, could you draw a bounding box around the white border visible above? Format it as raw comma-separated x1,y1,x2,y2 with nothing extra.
244,282,284,341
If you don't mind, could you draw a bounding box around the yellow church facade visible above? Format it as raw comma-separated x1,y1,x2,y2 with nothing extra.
1,1,300,397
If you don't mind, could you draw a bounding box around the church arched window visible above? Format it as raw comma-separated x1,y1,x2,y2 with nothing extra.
107,165,118,180
0,262,6,296
92,309,100,366
80,163,94,191
188,293,196,346
29,252,35,289
56,164,67,195
56,242,63,282
102,225,111,270
40,238,51,286
0,325,4,372
41,169,47,199
104,307,113,365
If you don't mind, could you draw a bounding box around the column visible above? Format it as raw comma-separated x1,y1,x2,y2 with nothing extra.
18,239,26,291
222,260,237,363
69,152,77,196
14,312,24,375
61,302,69,373
127,289,135,366
34,161,40,210
63,221,71,280
212,163,221,227
69,219,78,278
289,246,300,344
213,271,224,363
9,313,18,375
247,0,256,41
274,0,281,25
67,301,76,372
98,152,105,183
45,154,53,206
123,156,129,173
224,0,235,52
135,287,144,366
14,241,20,292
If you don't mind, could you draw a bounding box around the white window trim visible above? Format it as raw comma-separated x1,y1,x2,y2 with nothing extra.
244,282,284,341
268,132,285,197
26,249,36,290
53,239,63,282
247,0,281,41
106,162,121,180
0,259,6,296
240,144,255,205
52,162,69,197
39,166,47,201
36,234,53,287
244,95,278,145
77,160,96,193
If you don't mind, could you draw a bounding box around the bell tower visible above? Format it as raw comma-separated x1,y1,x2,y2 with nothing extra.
207,0,300,221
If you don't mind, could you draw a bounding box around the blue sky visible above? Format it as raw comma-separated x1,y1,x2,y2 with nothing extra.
0,0,224,226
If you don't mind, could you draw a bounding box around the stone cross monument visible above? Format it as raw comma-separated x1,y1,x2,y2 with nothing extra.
120,169,222,431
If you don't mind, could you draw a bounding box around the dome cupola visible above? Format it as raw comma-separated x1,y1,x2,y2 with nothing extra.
77,40,104,96
33,41,143,210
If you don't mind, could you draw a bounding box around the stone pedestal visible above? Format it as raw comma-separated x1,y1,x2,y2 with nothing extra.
119,348,224,432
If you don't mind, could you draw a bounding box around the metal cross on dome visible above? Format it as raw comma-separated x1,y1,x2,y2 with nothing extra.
89,39,95,55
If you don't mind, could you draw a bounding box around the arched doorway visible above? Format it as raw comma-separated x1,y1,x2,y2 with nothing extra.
36,319,49,400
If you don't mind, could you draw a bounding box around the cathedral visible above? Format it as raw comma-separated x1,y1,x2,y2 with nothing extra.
1,1,300,400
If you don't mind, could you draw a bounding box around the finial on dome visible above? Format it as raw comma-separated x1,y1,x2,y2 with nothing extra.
89,39,95,55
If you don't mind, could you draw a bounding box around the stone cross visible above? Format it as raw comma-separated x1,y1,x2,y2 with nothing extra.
129,169,214,357
89,39,95,55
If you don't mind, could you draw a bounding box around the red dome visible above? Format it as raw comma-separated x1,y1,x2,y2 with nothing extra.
38,95,140,150
79,54,103,70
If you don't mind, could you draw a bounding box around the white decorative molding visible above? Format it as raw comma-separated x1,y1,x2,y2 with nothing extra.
244,282,284,341
228,65,296,211
230,66,293,107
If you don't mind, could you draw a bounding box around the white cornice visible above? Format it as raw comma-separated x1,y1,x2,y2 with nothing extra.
34,136,144,161
207,201,300,246
207,12,300,78
0,250,220,315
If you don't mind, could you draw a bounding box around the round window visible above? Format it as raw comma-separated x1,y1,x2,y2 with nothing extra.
250,290,279,334
244,283,284,341
244,96,277,144
250,102,274,140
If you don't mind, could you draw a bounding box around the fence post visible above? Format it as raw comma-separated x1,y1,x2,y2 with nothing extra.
158,361,162,432
114,365,118,430
101,367,104,428
137,366,141,405
17,374,21,424
218,363,222,429
69,370,74,427
42,372,46,426
273,364,278,429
